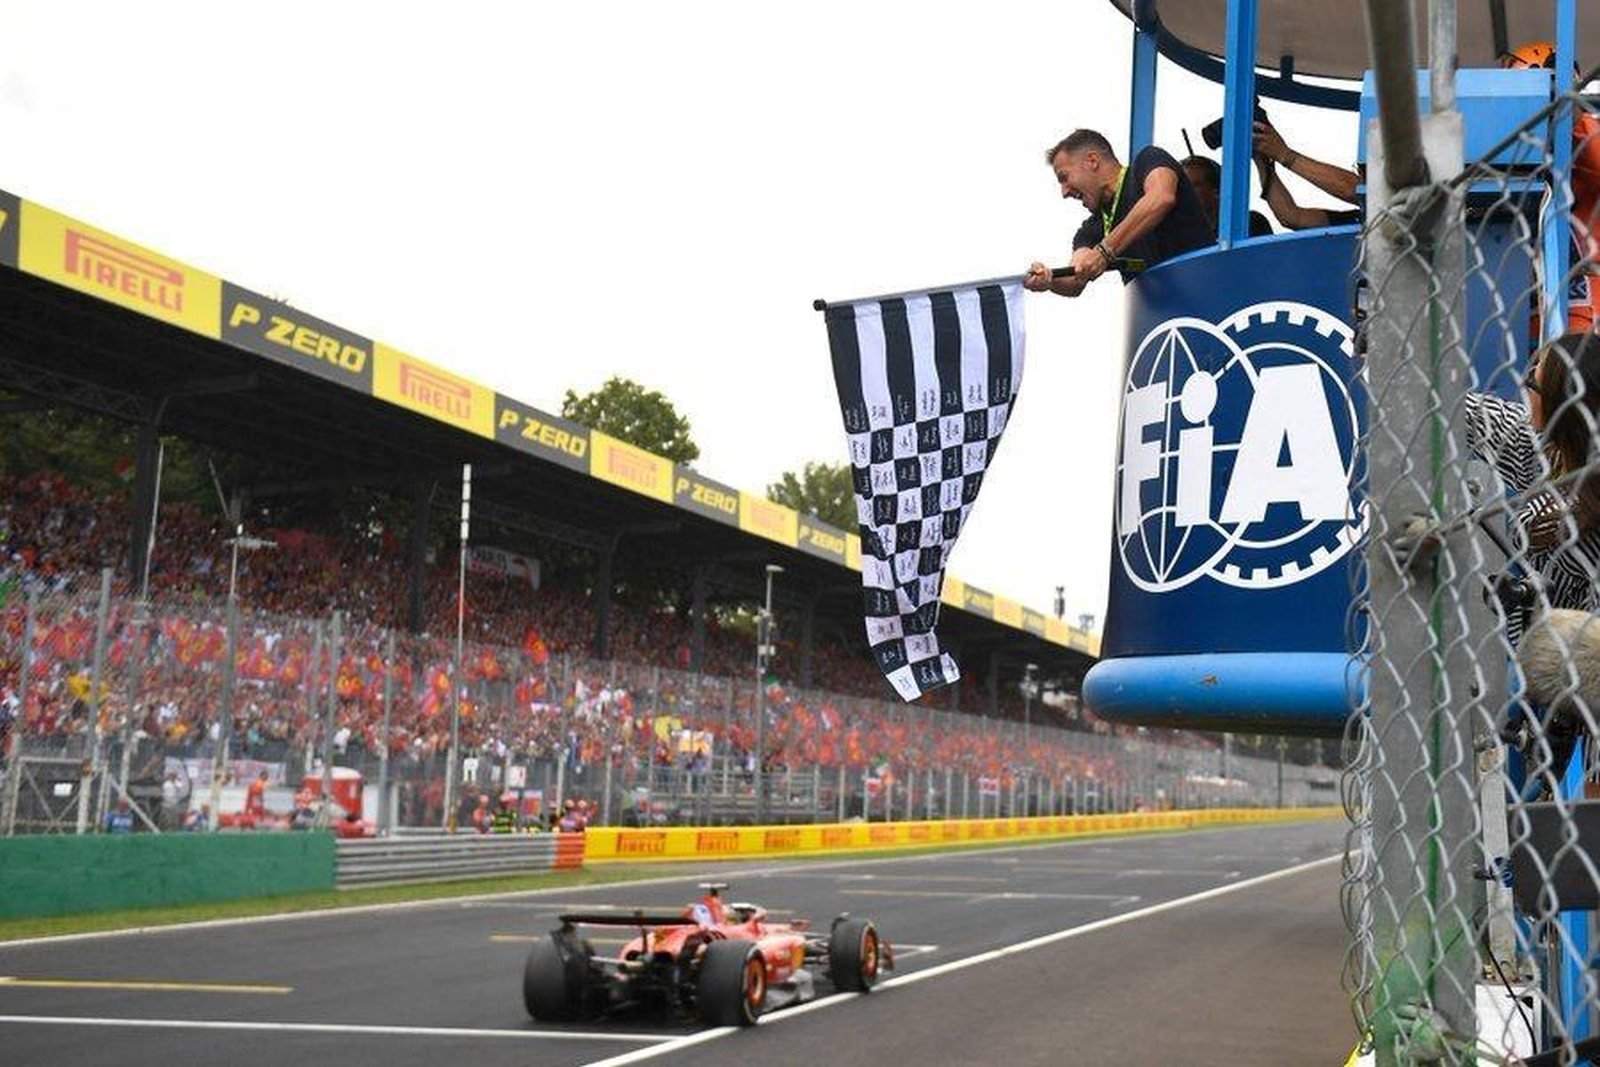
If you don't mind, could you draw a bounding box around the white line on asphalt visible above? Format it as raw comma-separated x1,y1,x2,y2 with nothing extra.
875,854,1340,991
0,824,1336,950
0,1015,671,1043
840,889,1139,904
1115,869,1244,879
831,874,1008,883
576,853,1341,1067
576,1025,737,1064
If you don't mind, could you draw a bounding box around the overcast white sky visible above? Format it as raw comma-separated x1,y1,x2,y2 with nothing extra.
2,1,1357,628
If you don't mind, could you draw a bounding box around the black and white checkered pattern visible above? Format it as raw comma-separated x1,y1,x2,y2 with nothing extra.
823,280,1026,700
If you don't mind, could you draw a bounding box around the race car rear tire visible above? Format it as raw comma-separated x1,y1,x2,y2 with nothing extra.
523,932,592,1021
696,940,766,1026
828,917,881,992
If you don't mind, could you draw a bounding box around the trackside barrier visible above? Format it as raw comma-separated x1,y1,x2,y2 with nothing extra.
582,807,1341,863
0,831,335,920
334,833,584,888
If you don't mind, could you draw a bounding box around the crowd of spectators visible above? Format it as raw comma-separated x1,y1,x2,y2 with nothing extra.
1,470,1224,808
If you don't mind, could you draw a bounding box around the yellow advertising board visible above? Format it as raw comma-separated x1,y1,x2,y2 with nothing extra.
589,431,674,503
738,494,800,548
941,575,965,609
993,596,1023,629
19,201,220,338
581,808,1340,862
371,343,495,438
845,533,862,571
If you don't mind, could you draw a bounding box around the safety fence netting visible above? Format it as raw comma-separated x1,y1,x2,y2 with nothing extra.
1348,69,1600,1065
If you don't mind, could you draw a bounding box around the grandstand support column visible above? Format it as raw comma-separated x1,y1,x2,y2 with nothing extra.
406,480,434,634
126,400,172,594
986,651,1000,719
592,536,619,661
799,596,816,689
690,566,708,673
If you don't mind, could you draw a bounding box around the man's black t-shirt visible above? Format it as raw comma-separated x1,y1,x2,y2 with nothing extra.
1073,145,1214,281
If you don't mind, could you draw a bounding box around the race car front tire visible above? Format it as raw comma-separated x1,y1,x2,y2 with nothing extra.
828,917,881,992
696,940,766,1026
524,932,592,1021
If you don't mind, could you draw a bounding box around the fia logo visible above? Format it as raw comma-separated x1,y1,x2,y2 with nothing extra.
1115,301,1365,593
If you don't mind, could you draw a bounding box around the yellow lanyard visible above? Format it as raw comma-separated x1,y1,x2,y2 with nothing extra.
1101,166,1128,239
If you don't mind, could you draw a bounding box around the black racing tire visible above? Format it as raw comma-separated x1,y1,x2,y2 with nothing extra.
828,917,881,992
523,932,592,1021
696,940,766,1026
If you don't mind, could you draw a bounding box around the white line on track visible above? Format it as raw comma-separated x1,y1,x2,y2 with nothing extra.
0,1015,670,1043
577,853,1341,1067
840,889,1140,904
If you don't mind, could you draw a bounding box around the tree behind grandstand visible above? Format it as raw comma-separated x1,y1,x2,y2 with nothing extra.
767,462,854,530
561,377,700,464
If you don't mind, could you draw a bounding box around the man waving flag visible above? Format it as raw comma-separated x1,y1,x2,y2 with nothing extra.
819,278,1026,701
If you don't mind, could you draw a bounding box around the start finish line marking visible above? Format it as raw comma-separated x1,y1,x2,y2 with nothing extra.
0,1015,671,1043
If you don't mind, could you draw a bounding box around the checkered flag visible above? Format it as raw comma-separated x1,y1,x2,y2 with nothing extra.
821,279,1025,700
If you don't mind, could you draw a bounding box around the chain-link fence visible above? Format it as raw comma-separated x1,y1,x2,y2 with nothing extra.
1347,19,1600,1063
0,571,1328,839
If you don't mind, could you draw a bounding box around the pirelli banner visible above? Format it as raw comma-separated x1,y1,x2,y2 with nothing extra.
583,808,1340,863
0,187,1092,655
18,200,222,338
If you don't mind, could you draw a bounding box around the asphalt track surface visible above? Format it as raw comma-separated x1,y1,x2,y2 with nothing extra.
0,820,1352,1066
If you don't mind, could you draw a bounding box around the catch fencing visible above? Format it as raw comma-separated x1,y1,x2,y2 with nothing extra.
1350,9,1600,1064
0,572,1330,838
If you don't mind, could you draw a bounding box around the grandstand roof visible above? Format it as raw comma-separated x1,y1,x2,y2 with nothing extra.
1110,0,1600,82
0,187,1095,693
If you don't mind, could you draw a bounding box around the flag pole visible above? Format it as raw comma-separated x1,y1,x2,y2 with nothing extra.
811,265,1088,312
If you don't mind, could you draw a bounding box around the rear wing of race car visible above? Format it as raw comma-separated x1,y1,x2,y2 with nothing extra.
558,911,694,928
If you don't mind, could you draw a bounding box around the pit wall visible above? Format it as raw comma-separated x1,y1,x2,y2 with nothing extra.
582,807,1341,863
0,831,336,920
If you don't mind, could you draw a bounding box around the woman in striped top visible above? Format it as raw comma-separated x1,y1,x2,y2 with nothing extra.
1467,330,1600,624
1467,332,1600,790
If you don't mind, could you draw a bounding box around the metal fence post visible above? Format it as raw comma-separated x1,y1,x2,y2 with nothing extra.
322,611,342,803
1357,1,1483,1050
303,622,323,778
76,569,112,834
378,630,394,834
209,596,237,831
3,588,37,837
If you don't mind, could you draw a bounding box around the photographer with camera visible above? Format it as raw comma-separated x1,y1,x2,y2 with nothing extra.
1247,115,1362,231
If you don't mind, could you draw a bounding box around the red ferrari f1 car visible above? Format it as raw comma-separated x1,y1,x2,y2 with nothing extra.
523,882,891,1026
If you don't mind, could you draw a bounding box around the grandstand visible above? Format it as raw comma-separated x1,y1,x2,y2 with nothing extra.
0,189,1330,833
0,190,1091,690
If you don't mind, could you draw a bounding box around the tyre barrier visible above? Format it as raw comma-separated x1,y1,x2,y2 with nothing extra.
335,832,584,888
